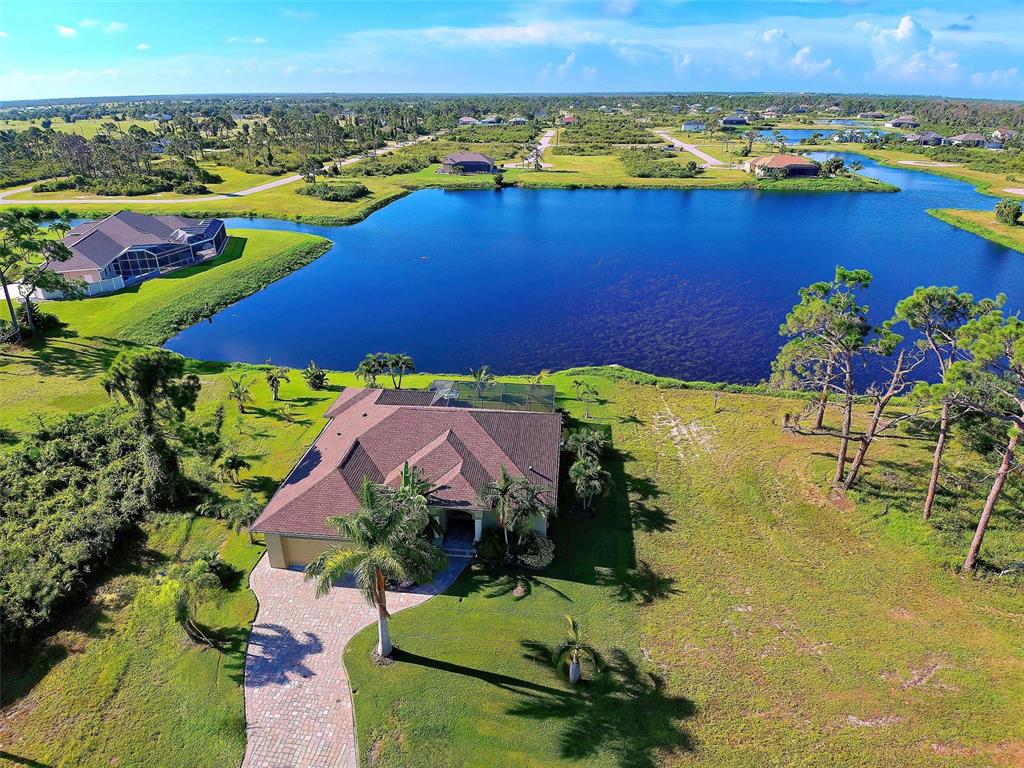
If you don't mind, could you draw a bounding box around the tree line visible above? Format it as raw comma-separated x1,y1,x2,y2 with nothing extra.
774,267,1017,573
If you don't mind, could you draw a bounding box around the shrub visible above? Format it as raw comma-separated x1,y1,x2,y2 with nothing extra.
302,360,328,390
552,144,613,156
297,181,370,202
0,408,166,644
476,528,508,562
995,199,1022,226
339,154,430,177
173,181,210,195
84,176,173,196
619,148,705,179
31,177,77,193
516,531,555,570
0,303,64,342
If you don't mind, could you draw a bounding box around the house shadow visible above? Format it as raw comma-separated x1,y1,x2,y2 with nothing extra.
512,643,697,768
244,623,322,687
0,752,54,768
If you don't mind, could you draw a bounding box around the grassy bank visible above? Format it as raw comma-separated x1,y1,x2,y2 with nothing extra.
928,209,1024,254
347,371,1024,768
47,230,331,345
756,174,899,192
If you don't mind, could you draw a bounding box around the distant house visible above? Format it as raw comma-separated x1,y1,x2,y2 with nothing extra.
148,137,171,154
825,106,842,114
669,104,681,114
705,106,722,114
992,127,1016,141
508,116,528,125
457,116,479,126
720,115,749,127
252,384,562,569
905,130,943,146
440,151,495,174
858,111,885,119
560,114,577,125
743,154,819,178
681,121,705,132
946,132,986,148
885,115,920,129
478,115,501,126
43,211,227,297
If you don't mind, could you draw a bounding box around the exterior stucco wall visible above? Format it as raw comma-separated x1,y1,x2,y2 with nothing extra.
281,536,349,567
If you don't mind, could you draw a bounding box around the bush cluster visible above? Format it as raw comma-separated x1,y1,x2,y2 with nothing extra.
619,148,704,179
297,181,371,202
551,144,613,156
562,117,659,145
338,154,432,177
0,409,167,644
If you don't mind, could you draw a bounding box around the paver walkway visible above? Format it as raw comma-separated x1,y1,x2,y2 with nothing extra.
654,130,725,167
242,553,470,768
0,135,436,206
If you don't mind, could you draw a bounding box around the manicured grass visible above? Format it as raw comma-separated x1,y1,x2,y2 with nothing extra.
346,371,1024,768
0,517,264,768
46,229,331,344
928,209,1024,254
505,151,751,190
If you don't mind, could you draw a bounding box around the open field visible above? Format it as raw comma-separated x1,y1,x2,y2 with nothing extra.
347,371,1024,768
928,208,1024,253
0,117,161,137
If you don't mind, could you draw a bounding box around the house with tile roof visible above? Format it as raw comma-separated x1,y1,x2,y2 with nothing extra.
252,385,562,569
742,154,819,178
43,210,226,297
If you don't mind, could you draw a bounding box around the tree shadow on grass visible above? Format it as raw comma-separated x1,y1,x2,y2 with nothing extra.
389,648,568,697
512,644,697,768
0,752,54,768
486,571,573,602
239,475,280,498
595,560,680,605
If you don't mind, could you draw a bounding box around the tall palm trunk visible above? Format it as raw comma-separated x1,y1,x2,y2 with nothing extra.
1,271,22,342
375,570,392,656
833,365,854,487
963,430,1019,572
814,357,834,429
923,401,950,520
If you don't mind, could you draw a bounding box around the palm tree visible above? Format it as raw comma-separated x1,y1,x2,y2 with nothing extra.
218,453,251,484
227,376,254,413
356,353,383,388
264,363,290,401
579,383,598,419
469,365,494,397
569,454,608,513
305,478,446,657
226,489,262,544
552,615,602,685
564,428,610,460
571,379,585,400
479,466,551,555
385,353,415,389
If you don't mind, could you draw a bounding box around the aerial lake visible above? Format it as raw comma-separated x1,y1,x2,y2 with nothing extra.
166,154,1022,384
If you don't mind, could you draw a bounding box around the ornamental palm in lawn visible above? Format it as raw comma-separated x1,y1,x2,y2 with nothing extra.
552,615,603,686
264,364,290,401
469,364,494,397
564,428,610,461
569,454,609,513
227,375,254,413
479,466,552,555
305,478,446,657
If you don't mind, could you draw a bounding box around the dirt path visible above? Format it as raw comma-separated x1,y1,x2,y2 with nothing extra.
654,130,725,167
0,135,436,206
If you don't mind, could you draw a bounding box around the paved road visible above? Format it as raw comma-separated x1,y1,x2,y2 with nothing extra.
503,128,557,169
241,553,470,768
654,130,725,167
0,135,436,206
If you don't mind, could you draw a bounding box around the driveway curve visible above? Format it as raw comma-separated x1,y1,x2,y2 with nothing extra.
0,135,437,206
242,553,470,768
654,130,725,167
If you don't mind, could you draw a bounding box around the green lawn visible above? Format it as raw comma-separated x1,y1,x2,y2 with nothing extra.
0,117,161,138
928,209,1024,254
347,371,1024,768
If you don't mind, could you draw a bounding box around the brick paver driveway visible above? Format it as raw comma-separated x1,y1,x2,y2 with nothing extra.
242,553,470,768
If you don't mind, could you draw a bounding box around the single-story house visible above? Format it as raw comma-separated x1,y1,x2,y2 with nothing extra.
509,116,528,125
681,121,705,132
252,385,563,569
561,114,577,125
992,127,1016,141
858,112,885,119
743,154,819,178
905,130,943,146
720,115,749,127
42,211,226,298
705,106,722,114
440,151,496,174
457,116,479,126
946,132,986,147
479,115,501,126
885,115,919,129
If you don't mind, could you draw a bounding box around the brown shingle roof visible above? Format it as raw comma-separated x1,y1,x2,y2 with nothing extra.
252,388,562,537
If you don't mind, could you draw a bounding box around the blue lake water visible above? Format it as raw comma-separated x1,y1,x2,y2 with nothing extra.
165,154,1020,384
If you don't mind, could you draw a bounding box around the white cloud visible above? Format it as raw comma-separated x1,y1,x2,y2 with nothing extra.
55,25,78,38
790,45,832,76
971,67,1019,86
281,8,317,20
283,65,298,75
604,0,637,16
80,19,126,34
581,65,597,80
744,27,831,78
0,31,9,39
227,36,268,45
137,43,151,51
556,52,576,77
863,15,958,81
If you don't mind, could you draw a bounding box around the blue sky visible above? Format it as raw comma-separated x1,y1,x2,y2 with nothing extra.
2,1,1023,101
